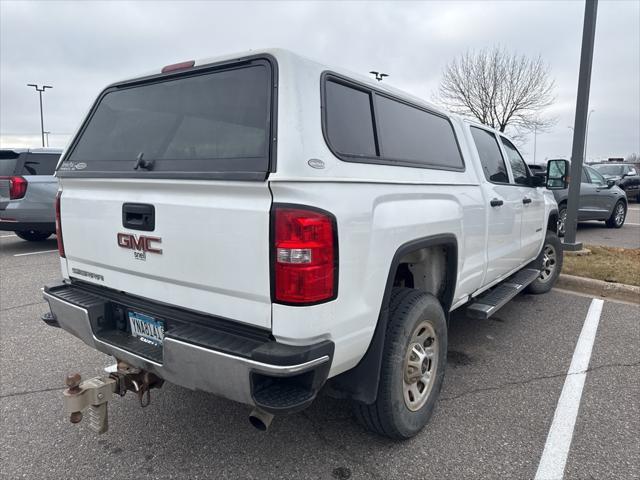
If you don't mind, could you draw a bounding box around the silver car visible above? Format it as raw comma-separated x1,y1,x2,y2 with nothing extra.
551,162,628,236
0,148,61,241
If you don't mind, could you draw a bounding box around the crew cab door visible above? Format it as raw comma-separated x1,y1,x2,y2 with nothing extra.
499,136,545,261
469,126,523,284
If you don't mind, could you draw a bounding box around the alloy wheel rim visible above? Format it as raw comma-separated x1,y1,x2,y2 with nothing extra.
403,321,438,411
539,244,557,282
558,209,567,235
615,204,625,226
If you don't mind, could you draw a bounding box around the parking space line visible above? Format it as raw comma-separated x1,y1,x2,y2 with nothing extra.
534,298,604,480
624,222,640,226
13,249,58,257
0,234,17,238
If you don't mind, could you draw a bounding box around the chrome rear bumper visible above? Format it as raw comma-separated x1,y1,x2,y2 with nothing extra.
44,283,332,412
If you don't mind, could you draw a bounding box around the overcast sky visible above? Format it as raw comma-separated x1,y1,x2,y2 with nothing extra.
1,0,638,163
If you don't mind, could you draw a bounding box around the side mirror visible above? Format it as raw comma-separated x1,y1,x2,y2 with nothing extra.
546,159,569,190
607,179,616,188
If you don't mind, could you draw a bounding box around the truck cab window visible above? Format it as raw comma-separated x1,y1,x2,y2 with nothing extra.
470,127,509,183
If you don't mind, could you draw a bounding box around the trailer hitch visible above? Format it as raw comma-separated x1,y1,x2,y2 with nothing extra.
63,362,163,434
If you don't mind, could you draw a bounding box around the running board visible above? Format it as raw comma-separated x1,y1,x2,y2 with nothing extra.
466,268,541,320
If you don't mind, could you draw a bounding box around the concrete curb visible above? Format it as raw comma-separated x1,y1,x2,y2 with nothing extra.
557,273,640,304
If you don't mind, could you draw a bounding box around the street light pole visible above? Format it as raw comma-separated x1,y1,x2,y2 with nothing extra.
564,0,598,251
584,109,595,163
26,84,53,147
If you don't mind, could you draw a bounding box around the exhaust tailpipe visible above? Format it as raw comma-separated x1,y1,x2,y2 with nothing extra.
249,408,274,431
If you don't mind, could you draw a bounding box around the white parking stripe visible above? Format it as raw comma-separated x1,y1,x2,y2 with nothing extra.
624,222,640,226
0,234,17,238
13,249,58,257
535,298,604,480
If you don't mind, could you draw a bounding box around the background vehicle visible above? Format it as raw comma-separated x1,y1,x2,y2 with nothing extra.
592,162,640,201
43,49,565,440
551,161,628,235
0,148,61,241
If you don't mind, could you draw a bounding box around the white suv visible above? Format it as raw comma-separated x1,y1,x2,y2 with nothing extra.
43,49,567,439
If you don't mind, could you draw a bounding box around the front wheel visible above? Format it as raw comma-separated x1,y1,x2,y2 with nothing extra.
605,200,626,228
353,288,447,439
526,231,563,294
15,230,53,242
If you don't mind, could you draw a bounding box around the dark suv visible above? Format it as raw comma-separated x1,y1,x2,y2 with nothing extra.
592,163,640,201
0,148,62,241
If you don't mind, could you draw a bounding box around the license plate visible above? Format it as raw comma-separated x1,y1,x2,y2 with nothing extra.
128,311,165,347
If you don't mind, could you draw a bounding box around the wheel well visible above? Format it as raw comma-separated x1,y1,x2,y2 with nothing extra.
548,211,559,233
392,245,452,310
325,235,457,404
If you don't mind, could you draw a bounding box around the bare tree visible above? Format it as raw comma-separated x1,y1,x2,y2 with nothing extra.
437,47,556,135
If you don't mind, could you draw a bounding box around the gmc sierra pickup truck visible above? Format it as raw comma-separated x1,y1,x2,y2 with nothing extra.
43,49,569,439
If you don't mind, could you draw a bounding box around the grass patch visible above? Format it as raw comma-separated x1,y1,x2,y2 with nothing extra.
562,244,640,286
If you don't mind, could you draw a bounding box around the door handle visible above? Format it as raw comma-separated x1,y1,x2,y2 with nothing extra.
490,198,504,207
522,197,532,204
122,203,155,231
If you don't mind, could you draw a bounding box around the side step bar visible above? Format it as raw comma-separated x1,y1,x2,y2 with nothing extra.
466,268,540,320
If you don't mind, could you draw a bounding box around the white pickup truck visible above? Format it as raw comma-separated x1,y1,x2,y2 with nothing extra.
43,49,569,439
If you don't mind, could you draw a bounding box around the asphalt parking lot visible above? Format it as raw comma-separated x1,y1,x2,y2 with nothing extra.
575,202,640,249
1,234,638,480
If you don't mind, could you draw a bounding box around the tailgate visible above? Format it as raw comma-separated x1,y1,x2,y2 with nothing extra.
60,178,273,329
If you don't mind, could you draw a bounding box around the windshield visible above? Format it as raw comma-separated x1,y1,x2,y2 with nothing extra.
62,61,272,178
593,164,624,176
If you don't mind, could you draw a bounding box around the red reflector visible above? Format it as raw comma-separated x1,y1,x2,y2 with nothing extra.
55,191,65,258
273,206,337,305
161,60,195,73
0,176,28,199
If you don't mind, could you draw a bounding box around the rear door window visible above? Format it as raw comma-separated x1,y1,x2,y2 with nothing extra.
470,127,509,183
21,153,60,175
62,60,273,179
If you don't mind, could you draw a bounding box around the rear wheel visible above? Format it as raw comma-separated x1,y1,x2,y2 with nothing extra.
605,201,626,228
557,204,567,237
526,231,563,294
353,288,447,439
15,230,53,242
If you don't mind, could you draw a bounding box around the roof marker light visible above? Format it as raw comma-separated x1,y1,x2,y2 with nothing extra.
161,60,195,74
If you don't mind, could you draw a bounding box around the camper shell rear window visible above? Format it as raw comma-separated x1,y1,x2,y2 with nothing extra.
59,56,276,180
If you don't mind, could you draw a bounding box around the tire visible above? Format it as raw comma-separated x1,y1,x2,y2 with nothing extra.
353,288,447,439
605,200,626,228
526,231,563,294
15,230,53,242
557,204,567,237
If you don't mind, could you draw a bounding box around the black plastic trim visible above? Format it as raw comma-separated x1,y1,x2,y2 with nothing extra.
0,221,55,232
57,54,278,181
326,234,458,404
320,71,466,173
269,203,339,306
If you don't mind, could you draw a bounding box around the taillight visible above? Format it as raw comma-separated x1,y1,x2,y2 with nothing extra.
272,205,338,305
0,176,28,199
55,191,65,258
